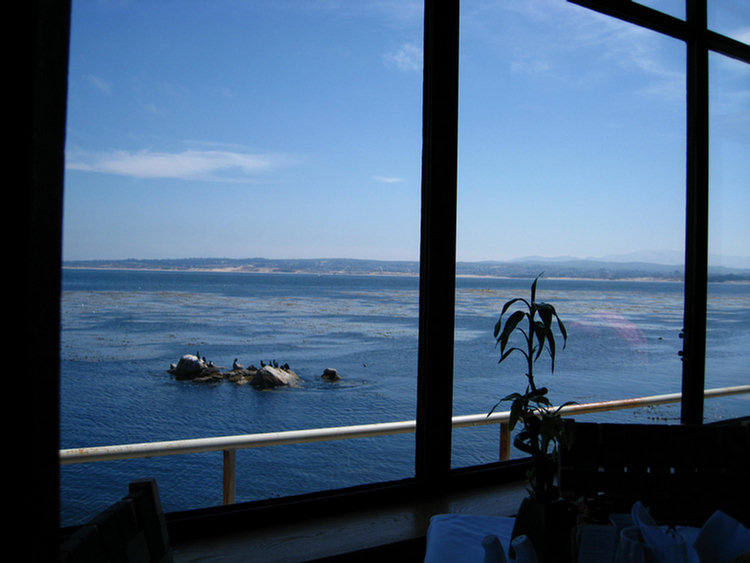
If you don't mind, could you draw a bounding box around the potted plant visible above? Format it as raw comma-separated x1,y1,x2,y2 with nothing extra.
489,274,575,562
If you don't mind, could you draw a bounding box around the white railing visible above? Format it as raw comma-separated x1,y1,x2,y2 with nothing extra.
60,385,750,505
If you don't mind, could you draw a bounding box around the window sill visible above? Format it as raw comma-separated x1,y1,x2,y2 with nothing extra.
170,478,527,563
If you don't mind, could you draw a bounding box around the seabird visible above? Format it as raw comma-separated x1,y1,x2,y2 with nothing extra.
233,358,243,371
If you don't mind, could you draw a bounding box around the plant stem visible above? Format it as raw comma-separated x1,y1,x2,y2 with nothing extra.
527,306,536,393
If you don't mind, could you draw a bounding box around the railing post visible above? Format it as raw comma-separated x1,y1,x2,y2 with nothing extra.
499,422,511,461
223,449,236,505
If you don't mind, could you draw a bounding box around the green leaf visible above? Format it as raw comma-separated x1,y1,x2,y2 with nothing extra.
530,394,551,408
531,321,547,361
498,346,526,365
556,314,568,348
547,331,557,372
543,303,568,349
497,309,526,354
537,303,554,327
509,399,523,431
487,401,501,416
553,401,577,414
494,298,526,338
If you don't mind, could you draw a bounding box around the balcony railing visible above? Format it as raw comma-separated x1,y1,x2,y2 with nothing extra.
60,385,750,505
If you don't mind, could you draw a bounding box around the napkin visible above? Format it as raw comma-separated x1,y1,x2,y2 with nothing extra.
630,501,694,563
692,510,750,563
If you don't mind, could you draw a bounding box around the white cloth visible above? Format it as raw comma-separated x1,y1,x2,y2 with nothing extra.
623,501,750,563
424,514,516,563
693,510,750,563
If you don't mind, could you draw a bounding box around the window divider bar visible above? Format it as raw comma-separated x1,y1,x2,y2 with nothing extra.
567,0,688,41
415,0,460,487
706,30,750,65
681,0,709,424
567,1,750,64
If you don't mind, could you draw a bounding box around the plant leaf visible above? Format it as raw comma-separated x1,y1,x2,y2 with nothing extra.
499,346,527,365
556,314,568,348
547,331,557,372
509,399,524,430
531,321,547,361
494,298,526,337
498,309,526,354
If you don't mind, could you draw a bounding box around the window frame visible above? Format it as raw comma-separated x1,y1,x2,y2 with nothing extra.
30,0,750,550
568,0,750,424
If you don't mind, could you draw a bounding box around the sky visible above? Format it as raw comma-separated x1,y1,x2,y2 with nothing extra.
63,0,749,266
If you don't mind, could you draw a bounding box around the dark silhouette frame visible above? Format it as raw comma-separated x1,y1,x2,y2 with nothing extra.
26,1,750,560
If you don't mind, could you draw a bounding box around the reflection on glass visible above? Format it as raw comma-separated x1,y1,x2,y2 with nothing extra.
453,2,687,468
61,1,422,524
705,52,750,422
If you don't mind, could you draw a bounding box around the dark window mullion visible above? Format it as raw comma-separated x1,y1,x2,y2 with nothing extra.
415,0,460,487
706,30,750,65
568,0,688,41
681,0,709,424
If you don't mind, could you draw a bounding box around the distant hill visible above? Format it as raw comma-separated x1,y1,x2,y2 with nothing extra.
62,256,750,282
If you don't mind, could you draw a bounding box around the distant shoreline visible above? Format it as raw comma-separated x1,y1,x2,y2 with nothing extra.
60,264,691,283
61,257,750,283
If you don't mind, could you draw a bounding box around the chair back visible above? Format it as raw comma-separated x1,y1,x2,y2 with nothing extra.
60,478,173,563
559,421,750,526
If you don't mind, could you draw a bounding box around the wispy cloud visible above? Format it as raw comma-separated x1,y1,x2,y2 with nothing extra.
373,175,404,183
463,0,685,101
735,27,750,45
66,148,288,181
87,74,112,95
384,42,422,72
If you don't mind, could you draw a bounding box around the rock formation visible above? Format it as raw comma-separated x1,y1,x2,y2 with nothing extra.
321,368,341,381
169,355,301,389
168,354,221,381
250,365,301,389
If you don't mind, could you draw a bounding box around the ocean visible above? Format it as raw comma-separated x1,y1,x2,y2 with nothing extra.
59,269,750,526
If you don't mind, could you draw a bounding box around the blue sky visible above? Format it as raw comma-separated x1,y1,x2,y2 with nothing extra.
64,0,749,266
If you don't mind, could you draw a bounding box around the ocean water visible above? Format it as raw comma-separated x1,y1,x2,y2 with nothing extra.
59,269,750,526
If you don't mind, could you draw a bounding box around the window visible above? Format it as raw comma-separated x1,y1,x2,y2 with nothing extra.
705,51,750,421
61,0,424,524
452,1,689,468
29,0,749,546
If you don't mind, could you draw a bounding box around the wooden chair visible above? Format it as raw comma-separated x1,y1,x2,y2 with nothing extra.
60,478,173,563
559,421,750,527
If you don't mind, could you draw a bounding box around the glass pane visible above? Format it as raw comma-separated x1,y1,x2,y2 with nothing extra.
705,51,750,422
453,1,686,468
708,0,750,44
62,1,423,525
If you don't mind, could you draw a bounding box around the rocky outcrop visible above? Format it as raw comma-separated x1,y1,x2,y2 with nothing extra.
249,365,301,389
169,356,301,389
321,368,341,381
168,355,222,381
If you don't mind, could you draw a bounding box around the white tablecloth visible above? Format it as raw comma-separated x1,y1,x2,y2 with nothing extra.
424,514,516,563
